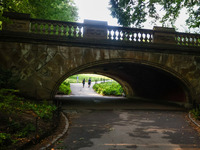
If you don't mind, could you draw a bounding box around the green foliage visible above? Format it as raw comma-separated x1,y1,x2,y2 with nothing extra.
0,0,78,22
0,88,57,147
190,105,200,120
16,123,36,138
58,81,71,95
93,82,123,96
0,89,57,119
109,0,200,30
0,133,13,147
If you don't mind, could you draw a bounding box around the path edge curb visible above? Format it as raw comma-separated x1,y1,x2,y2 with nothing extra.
40,112,69,150
188,112,200,128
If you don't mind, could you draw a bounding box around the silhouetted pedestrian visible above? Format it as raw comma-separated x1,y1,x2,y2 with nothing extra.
88,78,91,88
77,76,79,83
82,78,85,88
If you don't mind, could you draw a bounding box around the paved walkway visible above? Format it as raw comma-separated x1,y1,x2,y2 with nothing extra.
71,82,101,96
52,83,200,150
51,108,200,150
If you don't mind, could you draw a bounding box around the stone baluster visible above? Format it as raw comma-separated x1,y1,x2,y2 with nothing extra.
77,25,82,38
113,29,117,40
37,23,41,33
183,35,187,45
186,36,189,45
135,32,139,42
58,24,62,35
52,23,56,35
127,31,130,41
42,23,46,34
68,24,72,37
47,23,50,34
182,35,186,45
191,36,195,46
179,35,182,45
144,33,148,42
63,24,67,36
107,29,111,40
73,25,77,37
149,33,153,43
140,33,144,42
117,30,121,40
138,32,142,42
122,30,126,41
196,35,200,46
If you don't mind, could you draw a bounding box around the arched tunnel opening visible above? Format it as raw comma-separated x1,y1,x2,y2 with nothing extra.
57,73,123,97
54,61,190,105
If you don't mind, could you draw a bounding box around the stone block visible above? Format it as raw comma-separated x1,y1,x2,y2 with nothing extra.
153,26,176,44
83,19,108,39
2,12,30,32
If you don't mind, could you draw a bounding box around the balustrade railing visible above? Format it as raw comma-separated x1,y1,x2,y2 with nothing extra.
30,19,154,43
1,17,200,47
176,32,200,47
30,19,84,38
107,26,153,43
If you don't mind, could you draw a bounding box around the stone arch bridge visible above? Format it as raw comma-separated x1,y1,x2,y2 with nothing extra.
0,12,200,105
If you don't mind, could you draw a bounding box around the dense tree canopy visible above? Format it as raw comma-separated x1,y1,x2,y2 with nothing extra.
109,0,200,30
0,0,78,22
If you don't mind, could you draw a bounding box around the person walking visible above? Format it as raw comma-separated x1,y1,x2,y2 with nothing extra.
82,78,85,88
77,76,79,83
88,78,91,88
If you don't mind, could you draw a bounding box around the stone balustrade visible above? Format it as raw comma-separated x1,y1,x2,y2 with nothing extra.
107,26,153,43
176,32,200,47
1,12,200,47
30,19,84,38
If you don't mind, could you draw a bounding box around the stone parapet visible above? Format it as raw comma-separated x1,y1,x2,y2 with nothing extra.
83,19,108,39
153,26,176,44
2,12,30,32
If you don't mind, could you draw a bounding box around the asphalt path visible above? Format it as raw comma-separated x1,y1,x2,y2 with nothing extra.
52,83,200,150
70,82,101,96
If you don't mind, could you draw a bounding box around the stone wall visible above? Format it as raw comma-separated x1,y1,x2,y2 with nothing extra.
0,41,200,104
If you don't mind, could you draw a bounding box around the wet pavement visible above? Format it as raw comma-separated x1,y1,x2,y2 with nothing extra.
51,107,200,150
51,83,200,150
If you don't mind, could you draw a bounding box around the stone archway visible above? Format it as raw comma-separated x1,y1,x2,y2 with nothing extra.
52,58,193,104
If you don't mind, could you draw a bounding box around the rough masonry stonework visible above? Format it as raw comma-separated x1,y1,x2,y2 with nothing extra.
0,41,200,105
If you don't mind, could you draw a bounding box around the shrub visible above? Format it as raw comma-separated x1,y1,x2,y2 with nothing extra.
0,133,13,147
190,105,200,120
16,123,36,138
0,89,57,119
0,88,57,147
58,81,71,95
93,82,123,96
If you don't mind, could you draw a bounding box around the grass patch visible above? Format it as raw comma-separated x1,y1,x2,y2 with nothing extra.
93,82,123,96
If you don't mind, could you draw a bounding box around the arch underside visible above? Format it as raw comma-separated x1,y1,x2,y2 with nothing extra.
52,59,193,104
